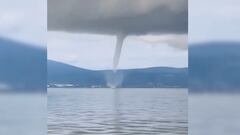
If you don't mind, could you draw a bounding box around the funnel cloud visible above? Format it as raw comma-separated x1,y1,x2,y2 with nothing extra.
48,0,188,70
113,33,126,71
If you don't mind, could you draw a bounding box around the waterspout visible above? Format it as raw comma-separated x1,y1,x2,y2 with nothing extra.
113,33,126,72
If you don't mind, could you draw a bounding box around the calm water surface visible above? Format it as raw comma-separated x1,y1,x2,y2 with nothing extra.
48,88,187,135
189,94,240,135
0,94,46,135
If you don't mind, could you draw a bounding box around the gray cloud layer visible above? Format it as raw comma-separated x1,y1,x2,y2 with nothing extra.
48,0,188,35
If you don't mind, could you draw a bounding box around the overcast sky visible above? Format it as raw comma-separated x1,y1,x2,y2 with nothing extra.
0,0,46,47
1,0,239,45
48,32,188,70
48,0,188,70
189,0,240,43
1,0,239,69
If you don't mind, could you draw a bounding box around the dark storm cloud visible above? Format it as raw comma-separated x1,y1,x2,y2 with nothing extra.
48,0,188,35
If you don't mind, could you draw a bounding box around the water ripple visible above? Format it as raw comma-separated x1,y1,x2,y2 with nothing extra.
48,88,187,135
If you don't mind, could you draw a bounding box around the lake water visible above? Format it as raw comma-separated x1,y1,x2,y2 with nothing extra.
48,88,187,135
0,94,46,135
189,94,240,135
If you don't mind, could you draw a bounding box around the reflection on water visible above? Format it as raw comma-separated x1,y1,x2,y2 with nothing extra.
0,93,46,135
48,88,187,135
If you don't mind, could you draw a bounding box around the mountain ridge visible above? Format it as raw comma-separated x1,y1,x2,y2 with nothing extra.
189,41,240,93
48,60,188,88
0,37,46,92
